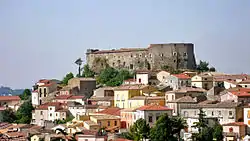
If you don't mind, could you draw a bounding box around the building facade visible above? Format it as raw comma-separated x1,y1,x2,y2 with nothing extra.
86,43,196,73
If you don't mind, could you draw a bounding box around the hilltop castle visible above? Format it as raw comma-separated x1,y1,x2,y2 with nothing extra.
86,43,196,73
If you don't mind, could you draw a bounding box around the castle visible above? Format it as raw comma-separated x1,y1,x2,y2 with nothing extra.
86,43,196,73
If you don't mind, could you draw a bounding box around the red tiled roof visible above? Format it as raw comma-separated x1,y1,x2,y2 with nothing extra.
124,79,136,82
55,95,72,99
172,73,190,79
136,105,172,111
0,96,20,101
231,91,250,97
96,107,121,116
36,102,63,110
55,95,84,100
69,95,84,99
239,79,250,84
38,79,50,83
115,84,149,90
222,122,246,126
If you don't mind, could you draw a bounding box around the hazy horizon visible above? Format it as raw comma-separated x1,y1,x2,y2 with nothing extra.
1,0,250,89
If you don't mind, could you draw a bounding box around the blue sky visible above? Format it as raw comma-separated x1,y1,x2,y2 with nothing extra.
1,0,250,88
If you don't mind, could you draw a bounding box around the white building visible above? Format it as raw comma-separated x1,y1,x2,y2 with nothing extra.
135,104,172,127
180,102,242,132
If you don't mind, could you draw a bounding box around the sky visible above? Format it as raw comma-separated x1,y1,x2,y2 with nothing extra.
0,0,250,89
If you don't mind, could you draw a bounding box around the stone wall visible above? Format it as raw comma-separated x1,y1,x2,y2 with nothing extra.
86,43,196,73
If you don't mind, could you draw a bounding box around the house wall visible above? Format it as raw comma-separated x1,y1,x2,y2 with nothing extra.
33,109,48,126
48,106,56,121
120,111,136,129
220,92,238,102
136,74,149,85
157,71,170,83
239,84,250,88
181,108,237,125
165,75,179,90
32,92,39,106
68,78,96,98
243,108,250,127
90,117,121,129
224,81,237,89
191,75,213,90
128,99,145,108
223,126,240,135
135,110,172,127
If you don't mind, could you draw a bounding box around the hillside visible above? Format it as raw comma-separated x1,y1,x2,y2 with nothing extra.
0,86,24,96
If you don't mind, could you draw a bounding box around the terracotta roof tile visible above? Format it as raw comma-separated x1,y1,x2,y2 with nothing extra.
0,96,20,101
115,84,149,90
55,95,72,99
172,74,190,79
222,122,246,126
69,95,85,99
136,105,172,111
95,107,121,116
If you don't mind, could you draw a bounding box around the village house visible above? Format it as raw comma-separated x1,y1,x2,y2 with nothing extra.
123,78,137,85
220,88,250,104
53,95,85,105
166,96,197,116
90,87,115,107
68,77,96,98
135,104,173,127
90,115,121,132
0,96,21,111
128,96,165,108
136,70,159,85
238,80,250,88
68,102,99,118
191,74,214,90
75,130,108,141
165,87,207,102
180,102,243,132
156,70,170,83
222,122,247,141
32,79,57,105
114,84,156,109
120,108,137,129
165,73,191,90
31,102,68,126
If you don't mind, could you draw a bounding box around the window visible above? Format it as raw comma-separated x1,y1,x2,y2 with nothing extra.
174,60,176,63
172,95,174,100
130,64,134,69
247,111,250,118
44,88,47,94
114,121,117,126
139,78,141,83
149,54,152,58
39,88,42,94
113,62,115,66
245,85,248,88
184,52,187,56
194,111,197,116
139,54,142,57
108,121,110,126
204,78,208,81
123,62,126,66
173,52,177,56
85,139,88,141
229,111,233,116
218,111,221,116
130,54,133,58
148,116,153,122
50,108,52,110
160,53,163,57
56,113,58,116
50,113,52,117
211,111,214,116
40,111,43,115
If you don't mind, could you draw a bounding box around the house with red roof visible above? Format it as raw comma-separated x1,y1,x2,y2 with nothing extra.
222,122,247,141
165,73,191,90
31,102,68,127
135,104,172,126
54,95,85,105
0,96,21,111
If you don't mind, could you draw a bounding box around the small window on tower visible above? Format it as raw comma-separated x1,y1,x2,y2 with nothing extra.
173,52,177,56
184,52,187,56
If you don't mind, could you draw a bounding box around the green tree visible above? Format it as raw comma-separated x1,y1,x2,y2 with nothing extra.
97,67,133,86
126,118,150,141
15,100,34,124
197,60,209,72
62,72,74,85
1,108,16,123
172,117,187,140
150,114,180,141
19,89,32,100
209,67,216,72
82,64,95,77
213,123,223,141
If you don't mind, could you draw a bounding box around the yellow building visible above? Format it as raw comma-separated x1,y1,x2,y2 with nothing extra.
90,115,120,132
128,96,165,108
114,84,156,108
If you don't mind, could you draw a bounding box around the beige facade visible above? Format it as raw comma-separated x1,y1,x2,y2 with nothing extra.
68,78,96,98
86,43,196,73
157,71,171,83
191,75,214,90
